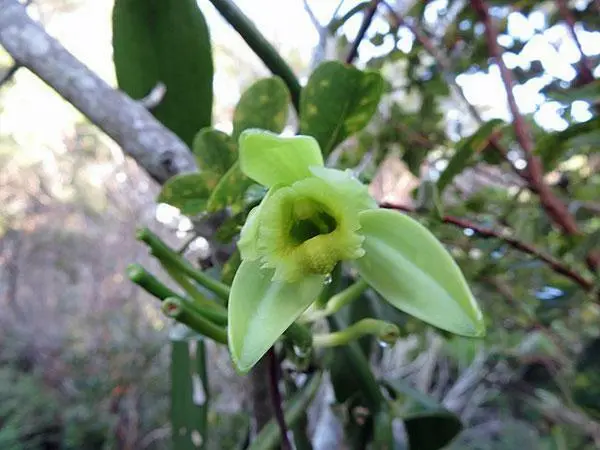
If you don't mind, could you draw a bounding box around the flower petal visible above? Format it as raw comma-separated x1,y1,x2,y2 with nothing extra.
237,185,281,261
354,209,485,337
310,166,377,212
239,129,324,187
228,259,324,373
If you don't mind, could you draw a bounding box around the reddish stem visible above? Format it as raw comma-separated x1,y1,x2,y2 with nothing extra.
470,0,581,237
381,202,595,293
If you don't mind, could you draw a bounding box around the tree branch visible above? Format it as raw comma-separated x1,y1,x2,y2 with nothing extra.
381,202,596,293
0,0,197,185
346,0,380,64
470,0,581,237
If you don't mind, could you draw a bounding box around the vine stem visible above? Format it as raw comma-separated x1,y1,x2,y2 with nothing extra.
268,348,292,450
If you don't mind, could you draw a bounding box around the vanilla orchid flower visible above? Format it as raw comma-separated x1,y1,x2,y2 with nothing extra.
228,130,484,372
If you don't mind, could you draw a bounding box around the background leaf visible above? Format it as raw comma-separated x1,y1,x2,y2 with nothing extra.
232,77,290,139
535,117,600,170
385,379,463,450
192,127,237,177
113,0,213,146
158,172,219,216
205,162,254,213
300,61,384,156
436,119,504,194
171,336,209,450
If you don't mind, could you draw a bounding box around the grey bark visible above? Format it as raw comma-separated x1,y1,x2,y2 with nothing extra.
0,0,198,184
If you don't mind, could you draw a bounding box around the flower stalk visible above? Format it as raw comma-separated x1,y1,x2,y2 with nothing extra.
128,264,228,326
302,278,369,322
313,318,399,348
137,228,231,301
162,297,228,344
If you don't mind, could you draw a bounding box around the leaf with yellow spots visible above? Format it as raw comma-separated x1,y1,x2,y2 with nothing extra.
206,161,255,213
192,127,237,177
157,172,220,216
300,61,384,157
232,77,290,140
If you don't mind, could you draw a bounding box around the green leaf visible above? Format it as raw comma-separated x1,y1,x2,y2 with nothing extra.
544,79,600,104
573,337,600,419
157,172,219,215
535,116,600,169
385,379,462,450
221,249,241,286
404,411,462,450
113,0,213,146
238,130,324,187
192,128,237,177
205,161,254,213
300,61,384,156
228,260,324,373
354,209,485,337
372,409,395,450
170,337,209,450
233,77,290,140
436,119,504,194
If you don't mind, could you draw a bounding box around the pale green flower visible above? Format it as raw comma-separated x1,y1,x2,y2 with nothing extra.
228,130,484,372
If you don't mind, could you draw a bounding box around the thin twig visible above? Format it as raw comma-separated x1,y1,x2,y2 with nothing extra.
470,0,581,237
346,0,380,64
0,62,20,87
556,0,595,85
268,348,292,450
381,202,596,293
303,0,322,30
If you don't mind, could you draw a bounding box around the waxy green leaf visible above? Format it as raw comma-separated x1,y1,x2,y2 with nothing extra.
157,172,219,215
239,130,323,187
206,161,254,213
300,61,384,156
354,209,485,337
385,378,463,450
233,77,290,139
228,260,324,373
113,0,213,146
192,127,237,177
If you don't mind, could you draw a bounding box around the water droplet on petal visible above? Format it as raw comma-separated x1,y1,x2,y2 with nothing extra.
323,274,332,285
378,340,389,349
